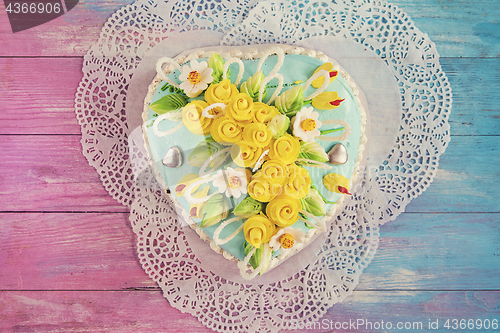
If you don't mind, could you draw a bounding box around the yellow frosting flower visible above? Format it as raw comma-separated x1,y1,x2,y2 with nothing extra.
242,122,272,148
252,102,280,124
266,194,301,228
189,186,210,218
243,213,275,248
311,91,345,110
268,133,300,165
268,226,305,251
248,175,274,202
174,174,200,197
280,233,294,249
291,106,322,142
210,116,243,143
323,173,352,194
311,62,338,88
205,79,239,105
259,159,288,185
230,141,263,168
253,170,285,198
284,164,311,199
226,93,255,125
181,100,213,136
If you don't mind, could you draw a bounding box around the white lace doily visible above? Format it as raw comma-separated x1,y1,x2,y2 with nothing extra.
75,1,451,332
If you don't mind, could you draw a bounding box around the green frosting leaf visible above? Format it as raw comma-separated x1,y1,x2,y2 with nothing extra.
267,114,291,139
298,141,328,163
300,188,326,216
244,242,263,269
240,71,267,102
149,94,187,114
311,184,337,205
207,52,229,83
188,138,227,168
244,241,273,273
274,85,304,117
233,196,263,218
200,194,229,227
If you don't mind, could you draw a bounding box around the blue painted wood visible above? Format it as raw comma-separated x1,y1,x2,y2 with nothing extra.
396,0,500,58
361,213,500,290
320,290,500,333
442,58,500,136
405,136,500,213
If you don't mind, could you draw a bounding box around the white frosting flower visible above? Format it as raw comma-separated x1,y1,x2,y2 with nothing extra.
269,227,305,252
291,106,322,142
212,167,248,199
179,60,214,97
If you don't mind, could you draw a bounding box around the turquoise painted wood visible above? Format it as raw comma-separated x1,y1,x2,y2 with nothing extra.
406,136,500,213
442,58,500,136
361,213,500,290
0,0,499,331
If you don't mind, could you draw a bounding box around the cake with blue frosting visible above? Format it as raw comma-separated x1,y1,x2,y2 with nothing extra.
142,45,367,280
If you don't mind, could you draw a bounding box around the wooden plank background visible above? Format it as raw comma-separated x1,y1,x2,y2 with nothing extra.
1,0,499,332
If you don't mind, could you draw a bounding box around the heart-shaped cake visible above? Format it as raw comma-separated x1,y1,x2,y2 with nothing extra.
142,45,367,280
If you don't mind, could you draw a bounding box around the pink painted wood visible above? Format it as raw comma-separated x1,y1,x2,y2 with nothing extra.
0,58,84,135
0,290,213,332
0,213,154,290
1,291,498,332
0,135,128,212
0,1,135,57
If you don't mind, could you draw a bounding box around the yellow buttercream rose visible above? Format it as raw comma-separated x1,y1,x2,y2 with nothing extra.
252,102,280,124
210,116,243,143
251,171,284,198
230,141,263,168
236,167,253,184
248,175,274,202
182,100,213,136
242,122,272,148
243,213,275,248
226,93,255,125
259,159,288,185
284,164,311,199
266,194,301,228
205,79,239,105
268,133,300,165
